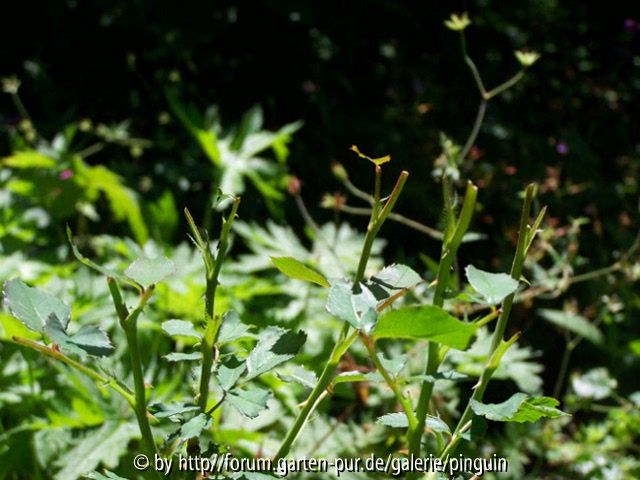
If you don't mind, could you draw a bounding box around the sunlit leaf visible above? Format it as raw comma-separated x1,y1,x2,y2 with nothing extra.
571,368,616,400
66,227,136,287
179,413,211,442
3,279,70,332
161,319,201,340
54,422,138,480
368,264,422,299
43,315,114,357
245,327,306,380
471,393,567,423
326,281,378,332
150,402,200,421
378,353,407,377
377,413,450,433
218,311,252,343
125,256,175,287
277,366,318,389
72,156,148,244
227,387,270,419
271,256,330,288
164,352,202,362
465,265,519,305
373,305,476,350
217,355,247,391
333,371,383,384
3,151,56,168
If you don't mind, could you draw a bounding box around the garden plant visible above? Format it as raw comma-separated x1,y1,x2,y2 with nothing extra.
1,6,639,480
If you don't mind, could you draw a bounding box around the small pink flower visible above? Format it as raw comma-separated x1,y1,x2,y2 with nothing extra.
59,169,73,180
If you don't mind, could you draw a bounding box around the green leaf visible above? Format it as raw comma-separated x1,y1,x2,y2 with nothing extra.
217,311,252,343
164,352,202,362
407,370,469,383
425,415,451,434
465,265,519,305
72,156,149,244
377,413,450,433
537,309,604,345
161,319,202,340
125,255,175,287
571,368,617,400
368,264,422,298
150,402,200,421
511,397,567,422
277,366,318,389
227,387,270,419
148,190,179,241
377,412,408,428
217,355,247,391
372,305,476,350
326,281,378,332
44,315,114,357
54,422,138,480
180,413,211,442
378,353,407,377
3,151,56,168
231,105,264,151
66,227,136,287
165,88,221,165
471,393,527,421
3,279,70,332
333,371,383,384
245,327,306,380
471,393,567,423
271,256,330,288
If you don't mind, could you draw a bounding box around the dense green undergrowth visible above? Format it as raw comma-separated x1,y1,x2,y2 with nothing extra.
1,10,639,480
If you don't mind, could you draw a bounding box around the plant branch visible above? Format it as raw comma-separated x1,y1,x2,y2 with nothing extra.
409,182,477,457
274,169,409,460
458,101,487,164
460,32,486,96
485,71,525,100
108,279,158,460
361,333,417,430
442,184,542,458
196,197,241,412
11,336,135,407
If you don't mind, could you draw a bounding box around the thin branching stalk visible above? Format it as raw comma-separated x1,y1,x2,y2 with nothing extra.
274,169,409,461
107,278,158,461
360,333,418,430
335,204,443,240
440,184,543,458
190,197,241,412
11,336,135,407
408,181,477,457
